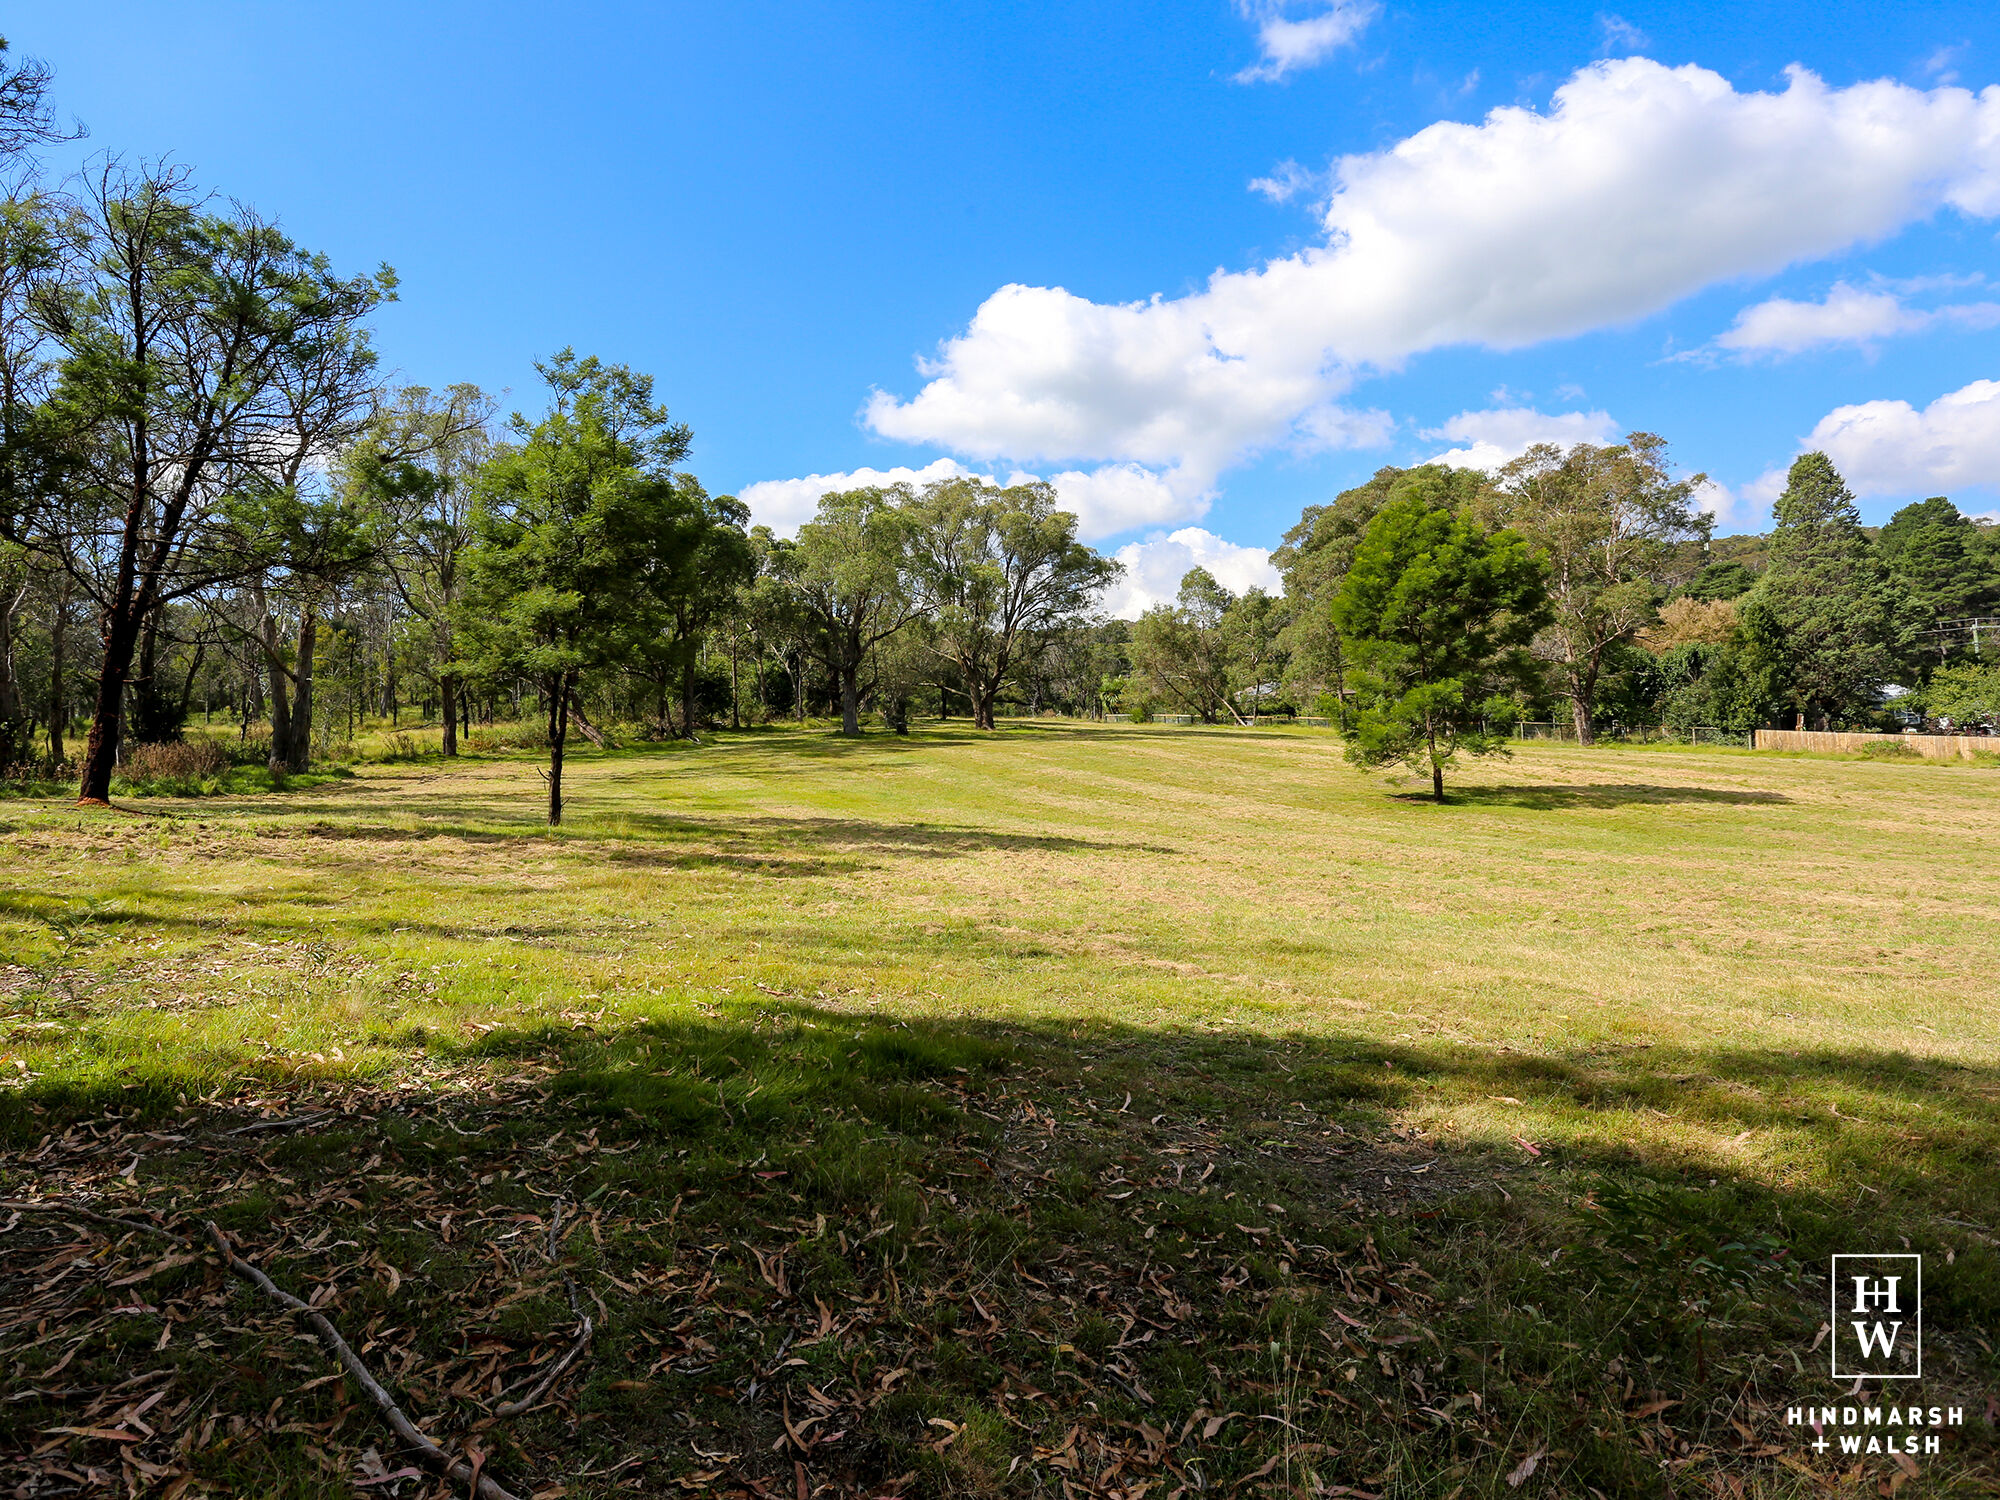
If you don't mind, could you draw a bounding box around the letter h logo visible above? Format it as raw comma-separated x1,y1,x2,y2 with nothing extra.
1831,1254,1921,1380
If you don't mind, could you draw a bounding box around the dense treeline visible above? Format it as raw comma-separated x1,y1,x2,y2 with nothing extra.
1115,443,2000,758
2,40,1996,821
0,45,1132,822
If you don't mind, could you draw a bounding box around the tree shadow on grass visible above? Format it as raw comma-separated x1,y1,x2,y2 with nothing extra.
6,1003,1999,1499
1448,783,1793,809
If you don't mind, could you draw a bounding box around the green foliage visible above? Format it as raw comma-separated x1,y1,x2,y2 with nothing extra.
459,350,703,822
1733,453,1898,729
1915,661,2000,731
1490,432,1710,741
1331,496,1549,798
1681,558,1757,601
908,477,1118,730
1128,567,1240,722
1273,465,1482,726
788,486,923,735
1877,496,2000,678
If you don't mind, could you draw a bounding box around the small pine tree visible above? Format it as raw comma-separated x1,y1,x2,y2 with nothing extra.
1331,497,1549,802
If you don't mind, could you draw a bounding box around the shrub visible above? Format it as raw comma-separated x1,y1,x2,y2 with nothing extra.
465,722,550,753
116,739,232,794
379,732,429,762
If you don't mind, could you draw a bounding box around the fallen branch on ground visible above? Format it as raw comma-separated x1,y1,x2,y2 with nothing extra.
204,1221,525,1500
493,1202,593,1419
223,1109,335,1137
1,1200,190,1247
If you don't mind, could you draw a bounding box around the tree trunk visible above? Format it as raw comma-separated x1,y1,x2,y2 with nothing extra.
286,611,318,774
680,643,697,739
262,611,294,779
1569,693,1594,747
176,637,208,727
0,575,24,763
79,601,144,802
46,574,69,767
970,676,997,731
440,674,458,756
545,676,571,827
838,661,861,735
78,419,156,803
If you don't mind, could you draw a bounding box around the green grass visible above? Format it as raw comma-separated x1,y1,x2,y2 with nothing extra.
2,721,1997,1498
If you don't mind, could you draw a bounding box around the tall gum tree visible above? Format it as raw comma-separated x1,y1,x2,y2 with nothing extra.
908,477,1117,730
790,485,925,736
1489,433,1708,745
45,161,390,802
349,384,494,755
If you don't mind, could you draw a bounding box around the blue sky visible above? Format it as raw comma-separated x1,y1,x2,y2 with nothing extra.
14,2,2000,609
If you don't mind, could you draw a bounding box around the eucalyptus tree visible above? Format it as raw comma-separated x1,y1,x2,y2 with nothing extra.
741,527,811,722
347,384,493,753
1129,567,1243,723
44,161,391,801
1488,433,1707,744
656,477,754,737
907,477,1117,730
790,486,926,735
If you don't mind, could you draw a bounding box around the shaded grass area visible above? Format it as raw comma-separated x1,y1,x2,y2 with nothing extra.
4,723,2000,1495
3,1010,1998,1498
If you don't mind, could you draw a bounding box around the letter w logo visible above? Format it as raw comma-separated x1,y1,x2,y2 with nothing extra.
1851,1320,1902,1358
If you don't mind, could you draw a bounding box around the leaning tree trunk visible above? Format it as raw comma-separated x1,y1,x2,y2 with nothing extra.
262,612,294,779
79,605,144,803
1569,694,1594,747
0,575,26,764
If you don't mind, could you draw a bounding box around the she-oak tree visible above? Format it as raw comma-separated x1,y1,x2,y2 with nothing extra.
1332,495,1549,802
459,351,704,826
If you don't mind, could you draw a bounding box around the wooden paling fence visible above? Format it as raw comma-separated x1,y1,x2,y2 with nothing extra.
1752,729,1998,760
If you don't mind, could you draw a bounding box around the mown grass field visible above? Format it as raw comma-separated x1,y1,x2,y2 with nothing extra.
3,722,1997,1499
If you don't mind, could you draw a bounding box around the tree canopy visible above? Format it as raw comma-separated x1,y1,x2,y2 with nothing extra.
1331,496,1548,801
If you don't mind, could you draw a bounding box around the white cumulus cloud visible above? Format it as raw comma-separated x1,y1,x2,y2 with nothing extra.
738,459,977,537
1706,281,2000,357
1419,406,1621,471
1233,2,1378,84
866,60,2000,490
1803,378,2000,498
1099,529,1283,620
1714,283,1924,355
